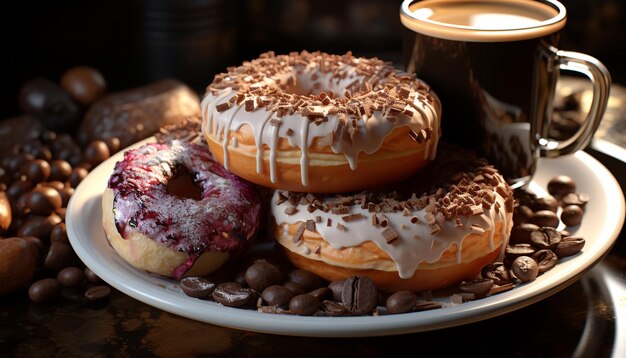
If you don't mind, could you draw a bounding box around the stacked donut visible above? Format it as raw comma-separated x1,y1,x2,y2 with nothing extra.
200,50,515,292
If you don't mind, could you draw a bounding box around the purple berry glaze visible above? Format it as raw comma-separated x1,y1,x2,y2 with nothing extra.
107,141,261,278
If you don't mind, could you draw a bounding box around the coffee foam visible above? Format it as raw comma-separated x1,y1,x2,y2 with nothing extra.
401,0,566,42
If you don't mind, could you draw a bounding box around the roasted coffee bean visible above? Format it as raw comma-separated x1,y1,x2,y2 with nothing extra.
318,300,348,317
0,191,11,233
328,279,347,301
25,186,63,215
18,78,81,132
287,269,325,292
50,222,69,243
530,227,561,250
289,294,321,316
244,262,282,291
212,286,257,307
41,180,65,191
83,140,111,168
309,287,332,301
560,229,572,238
49,159,73,182
7,180,32,201
180,277,216,299
511,256,539,283
104,137,121,154
561,205,584,226
532,249,558,273
17,139,52,161
84,267,101,283
22,159,51,184
3,153,34,179
555,237,586,258
341,276,378,315
261,285,294,308
532,195,559,212
57,266,85,287
509,223,540,244
18,213,63,239
561,192,589,209
513,205,533,224
529,210,559,228
85,285,112,301
505,243,536,259
68,167,89,188
0,238,37,296
386,291,418,314
21,236,45,264
481,262,513,285
283,281,306,295
58,186,74,207
60,66,107,106
459,278,494,299
28,278,61,302
547,175,576,199
55,207,67,220
44,241,78,271
216,281,242,291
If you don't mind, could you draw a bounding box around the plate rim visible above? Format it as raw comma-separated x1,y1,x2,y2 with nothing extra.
66,140,625,337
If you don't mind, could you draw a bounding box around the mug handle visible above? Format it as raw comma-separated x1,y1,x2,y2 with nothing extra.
537,50,611,158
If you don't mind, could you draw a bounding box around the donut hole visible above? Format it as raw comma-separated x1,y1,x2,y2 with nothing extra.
166,171,202,201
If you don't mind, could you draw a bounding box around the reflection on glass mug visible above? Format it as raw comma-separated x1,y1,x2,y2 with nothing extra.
400,0,611,188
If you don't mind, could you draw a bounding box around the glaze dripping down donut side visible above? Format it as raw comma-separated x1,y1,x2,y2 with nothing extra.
105,141,261,278
271,147,515,288
201,51,442,192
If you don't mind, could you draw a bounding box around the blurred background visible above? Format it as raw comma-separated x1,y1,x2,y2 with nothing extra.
0,0,624,119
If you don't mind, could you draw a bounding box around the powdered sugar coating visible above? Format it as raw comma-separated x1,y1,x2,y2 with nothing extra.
107,141,261,274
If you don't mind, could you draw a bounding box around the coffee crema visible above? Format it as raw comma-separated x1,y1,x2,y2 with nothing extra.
400,0,566,42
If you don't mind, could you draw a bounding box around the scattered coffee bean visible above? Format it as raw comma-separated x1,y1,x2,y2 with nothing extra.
505,243,536,259
561,205,584,226
530,227,561,250
342,276,378,315
481,262,513,285
0,238,37,296
57,266,85,287
85,285,112,301
561,192,589,209
547,175,576,198
60,66,107,106
317,300,348,317
50,222,69,243
180,277,216,299
22,159,51,184
529,210,560,228
44,241,77,271
309,287,332,301
386,291,418,314
83,140,111,168
328,279,346,301
212,285,257,308
245,262,283,291
289,294,321,316
287,269,325,292
509,223,540,244
18,213,63,239
555,237,586,258
25,186,63,215
531,249,558,273
68,167,89,188
84,267,101,283
532,195,559,212
48,159,73,182
261,285,294,308
511,256,539,283
282,280,306,295
513,205,533,224
28,278,61,302
459,278,494,299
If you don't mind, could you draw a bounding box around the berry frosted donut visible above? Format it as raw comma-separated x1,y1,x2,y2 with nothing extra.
102,140,261,279
201,51,441,193
270,146,514,292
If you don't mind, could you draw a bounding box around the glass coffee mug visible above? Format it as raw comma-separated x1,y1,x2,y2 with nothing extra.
400,0,611,188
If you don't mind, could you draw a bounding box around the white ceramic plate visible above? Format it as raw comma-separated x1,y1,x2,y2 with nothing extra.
66,138,625,337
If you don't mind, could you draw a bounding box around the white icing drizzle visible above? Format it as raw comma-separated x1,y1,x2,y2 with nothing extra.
200,51,441,187
271,179,512,279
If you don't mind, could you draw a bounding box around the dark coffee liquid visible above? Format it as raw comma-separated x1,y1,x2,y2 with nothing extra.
401,0,565,186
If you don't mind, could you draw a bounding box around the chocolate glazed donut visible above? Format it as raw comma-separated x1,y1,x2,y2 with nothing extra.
102,140,261,279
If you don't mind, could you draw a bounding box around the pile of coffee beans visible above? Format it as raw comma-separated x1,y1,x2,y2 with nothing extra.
179,175,588,316
0,67,114,303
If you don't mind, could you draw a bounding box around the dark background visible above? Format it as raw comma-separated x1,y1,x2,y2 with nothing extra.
1,0,625,119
